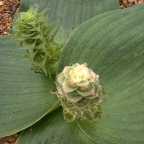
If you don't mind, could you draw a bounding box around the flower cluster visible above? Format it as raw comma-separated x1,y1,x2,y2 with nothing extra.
14,8,62,77
56,63,103,122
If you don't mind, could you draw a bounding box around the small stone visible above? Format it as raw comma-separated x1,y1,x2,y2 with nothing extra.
0,1,4,6
0,135,17,144
120,0,144,8
0,0,20,35
3,142,9,144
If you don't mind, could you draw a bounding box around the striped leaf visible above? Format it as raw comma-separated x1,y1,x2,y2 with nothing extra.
21,0,119,33
0,38,58,137
18,5,144,144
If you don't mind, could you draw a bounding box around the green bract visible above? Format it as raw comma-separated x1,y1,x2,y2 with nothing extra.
14,8,62,77
56,63,103,122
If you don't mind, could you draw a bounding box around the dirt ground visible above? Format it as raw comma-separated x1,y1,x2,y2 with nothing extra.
0,135,17,144
0,0,20,35
120,0,144,8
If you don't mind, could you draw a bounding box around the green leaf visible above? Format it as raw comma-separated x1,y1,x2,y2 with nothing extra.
59,6,144,144
17,109,94,144
21,0,119,32
17,6,144,144
0,38,58,137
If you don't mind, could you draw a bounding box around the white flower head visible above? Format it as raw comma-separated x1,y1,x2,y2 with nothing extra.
56,63,103,122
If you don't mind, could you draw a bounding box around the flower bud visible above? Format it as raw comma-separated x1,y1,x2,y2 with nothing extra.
14,8,62,77
56,63,103,122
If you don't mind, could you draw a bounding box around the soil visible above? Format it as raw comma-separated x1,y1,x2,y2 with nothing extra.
0,135,17,144
120,0,144,8
0,0,20,35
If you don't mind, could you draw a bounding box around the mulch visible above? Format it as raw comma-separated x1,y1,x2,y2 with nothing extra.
0,0,20,35
0,135,17,144
120,0,144,8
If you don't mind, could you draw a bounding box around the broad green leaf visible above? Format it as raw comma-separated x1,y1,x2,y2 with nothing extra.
59,5,144,144
17,6,144,144
17,109,94,144
0,38,58,138
21,0,119,32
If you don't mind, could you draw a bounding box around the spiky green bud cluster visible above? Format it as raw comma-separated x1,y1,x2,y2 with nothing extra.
56,63,103,122
14,8,62,77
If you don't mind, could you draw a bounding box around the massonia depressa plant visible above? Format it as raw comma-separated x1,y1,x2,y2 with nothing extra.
0,1,144,144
